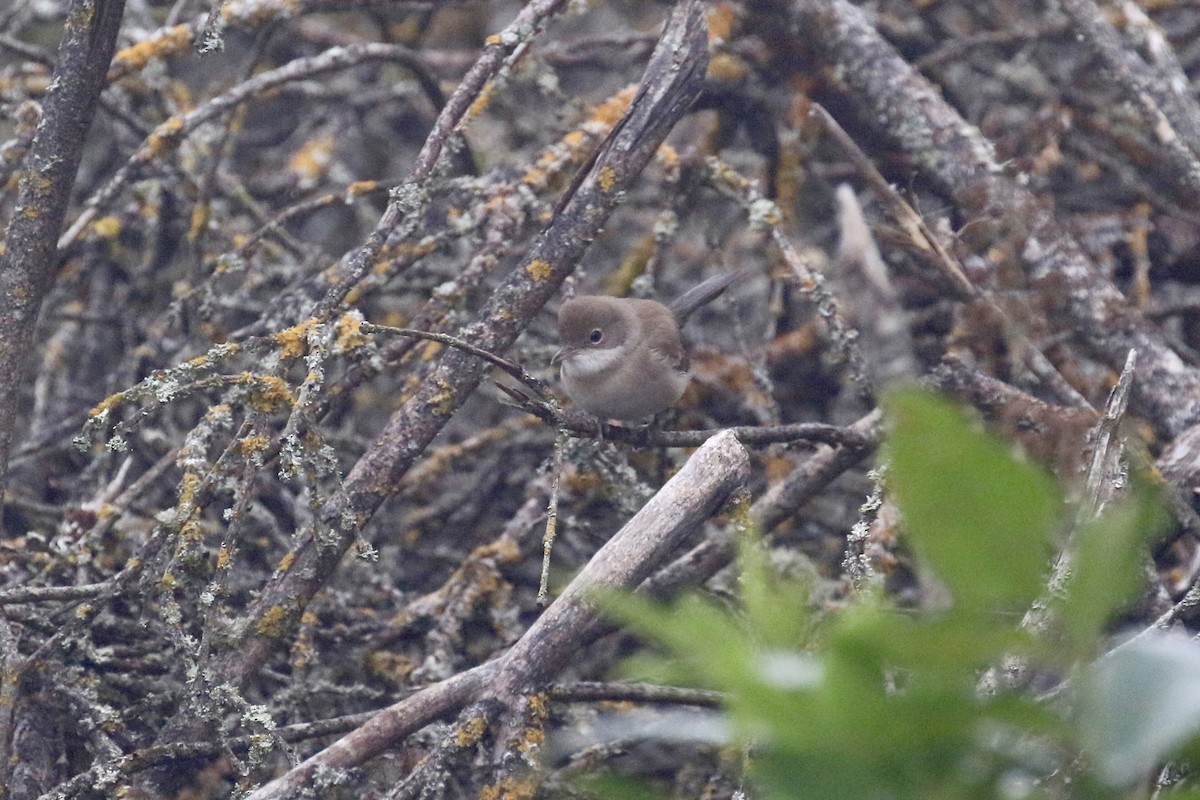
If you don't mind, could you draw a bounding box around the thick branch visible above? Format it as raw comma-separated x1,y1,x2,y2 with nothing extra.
0,0,125,495
244,429,749,800
211,0,710,687
775,0,1200,440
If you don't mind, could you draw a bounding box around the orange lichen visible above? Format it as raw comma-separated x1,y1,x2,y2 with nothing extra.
274,319,317,360
707,2,740,41
147,117,185,158
112,25,192,73
287,135,335,185
591,85,637,129
655,144,680,170
347,180,378,196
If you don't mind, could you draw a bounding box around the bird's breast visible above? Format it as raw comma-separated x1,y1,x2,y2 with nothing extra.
559,345,689,421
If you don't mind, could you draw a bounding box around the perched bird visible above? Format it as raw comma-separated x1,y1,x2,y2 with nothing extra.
553,271,742,420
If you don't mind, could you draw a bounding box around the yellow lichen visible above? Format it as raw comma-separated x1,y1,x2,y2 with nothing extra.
335,313,367,350
92,216,122,240
597,165,617,193
255,605,289,637
236,434,270,456
25,171,53,197
147,117,185,158
365,651,417,684
188,203,210,241
347,180,378,196
470,537,522,564
707,52,749,82
274,319,317,360
482,779,537,800
466,82,494,122
177,472,202,508
428,379,455,414
112,25,192,73
456,716,488,746
245,375,294,413
525,259,552,281
89,392,125,418
420,340,443,361
277,549,296,573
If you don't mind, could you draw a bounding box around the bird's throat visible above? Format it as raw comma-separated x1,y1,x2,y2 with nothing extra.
560,346,625,379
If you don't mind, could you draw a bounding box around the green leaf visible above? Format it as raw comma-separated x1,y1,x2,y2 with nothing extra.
883,389,1061,613
1081,632,1200,787
738,533,816,649
602,591,753,690
572,772,668,800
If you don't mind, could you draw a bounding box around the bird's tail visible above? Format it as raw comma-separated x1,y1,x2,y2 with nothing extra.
669,269,748,325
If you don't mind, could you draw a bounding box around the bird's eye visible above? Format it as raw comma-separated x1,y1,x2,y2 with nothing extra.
589,329,603,344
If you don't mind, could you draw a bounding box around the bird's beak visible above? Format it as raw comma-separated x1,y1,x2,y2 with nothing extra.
551,347,574,367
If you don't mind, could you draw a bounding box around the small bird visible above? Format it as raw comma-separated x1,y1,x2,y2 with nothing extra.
553,271,743,421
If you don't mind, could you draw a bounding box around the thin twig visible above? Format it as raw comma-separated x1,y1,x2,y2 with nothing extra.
360,322,553,400
538,428,569,605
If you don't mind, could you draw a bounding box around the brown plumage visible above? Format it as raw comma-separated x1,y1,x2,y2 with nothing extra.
553,271,743,420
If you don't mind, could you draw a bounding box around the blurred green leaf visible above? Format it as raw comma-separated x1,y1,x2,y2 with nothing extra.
603,591,753,690
588,388,1189,799
574,772,672,800
738,534,817,649
1081,632,1200,787
883,389,1061,613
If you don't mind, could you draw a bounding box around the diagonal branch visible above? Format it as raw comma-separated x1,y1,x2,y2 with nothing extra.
243,428,749,800
0,0,126,496
210,0,711,689
773,0,1200,440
